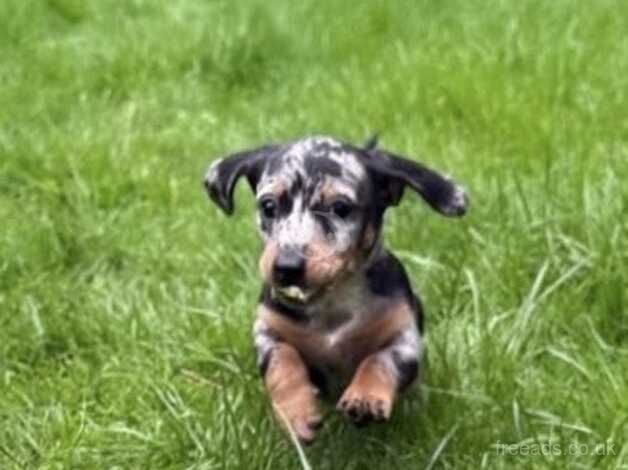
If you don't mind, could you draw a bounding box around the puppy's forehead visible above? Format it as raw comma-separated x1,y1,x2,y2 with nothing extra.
260,136,366,192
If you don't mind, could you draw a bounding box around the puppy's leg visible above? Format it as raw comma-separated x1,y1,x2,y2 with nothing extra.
254,320,321,443
337,327,421,425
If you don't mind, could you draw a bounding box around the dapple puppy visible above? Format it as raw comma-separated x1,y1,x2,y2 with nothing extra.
204,136,468,443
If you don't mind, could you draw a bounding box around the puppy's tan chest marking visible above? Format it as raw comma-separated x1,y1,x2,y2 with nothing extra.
258,298,413,378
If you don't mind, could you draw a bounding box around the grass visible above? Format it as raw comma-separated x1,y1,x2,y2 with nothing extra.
1,0,627,468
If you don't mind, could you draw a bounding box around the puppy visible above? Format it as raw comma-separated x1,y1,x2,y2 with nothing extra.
204,136,468,443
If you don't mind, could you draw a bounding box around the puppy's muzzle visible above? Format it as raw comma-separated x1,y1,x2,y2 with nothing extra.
272,250,305,287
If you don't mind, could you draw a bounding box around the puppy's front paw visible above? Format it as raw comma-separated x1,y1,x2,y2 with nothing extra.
337,388,392,425
272,388,322,444
275,407,322,444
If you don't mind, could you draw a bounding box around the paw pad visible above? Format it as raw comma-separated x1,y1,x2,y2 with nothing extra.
337,394,391,425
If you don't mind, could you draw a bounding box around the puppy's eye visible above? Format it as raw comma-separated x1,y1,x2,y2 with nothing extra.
331,200,353,219
259,198,278,219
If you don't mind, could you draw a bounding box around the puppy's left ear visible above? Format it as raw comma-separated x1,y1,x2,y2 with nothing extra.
203,145,279,215
363,147,469,217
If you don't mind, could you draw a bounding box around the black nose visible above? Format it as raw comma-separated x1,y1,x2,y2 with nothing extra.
273,251,305,286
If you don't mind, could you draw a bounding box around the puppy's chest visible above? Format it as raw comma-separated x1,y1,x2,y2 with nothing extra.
293,298,402,376
297,307,378,383
259,278,414,388
308,307,369,351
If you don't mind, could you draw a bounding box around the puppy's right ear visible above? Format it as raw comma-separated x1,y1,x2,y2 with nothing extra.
203,145,279,215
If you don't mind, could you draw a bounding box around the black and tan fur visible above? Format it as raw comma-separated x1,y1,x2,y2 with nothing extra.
204,136,468,443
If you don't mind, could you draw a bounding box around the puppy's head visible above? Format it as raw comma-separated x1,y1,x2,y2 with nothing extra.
204,136,468,304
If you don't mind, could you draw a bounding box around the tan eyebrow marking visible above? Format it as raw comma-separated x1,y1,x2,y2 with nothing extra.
257,181,287,201
318,179,358,204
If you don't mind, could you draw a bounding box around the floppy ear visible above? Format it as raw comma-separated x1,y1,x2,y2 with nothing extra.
363,147,469,217
203,145,279,215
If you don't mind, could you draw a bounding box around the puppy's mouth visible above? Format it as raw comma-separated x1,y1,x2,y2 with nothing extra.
272,285,318,305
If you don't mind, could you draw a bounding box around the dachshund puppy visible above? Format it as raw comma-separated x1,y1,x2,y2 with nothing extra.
204,136,468,443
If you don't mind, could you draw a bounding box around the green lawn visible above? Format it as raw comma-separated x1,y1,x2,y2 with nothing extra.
1,0,627,468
